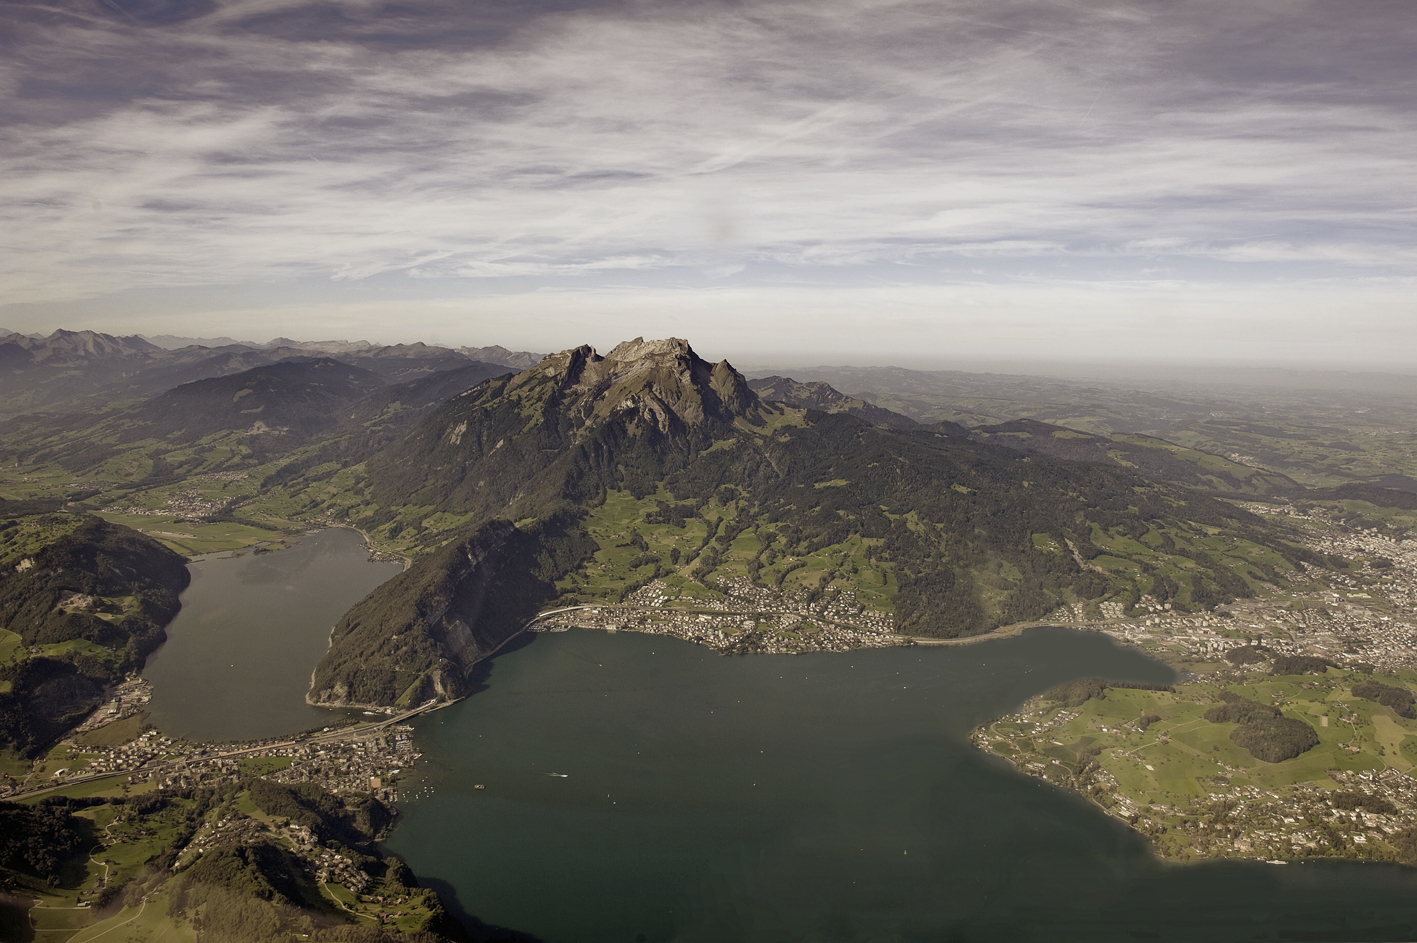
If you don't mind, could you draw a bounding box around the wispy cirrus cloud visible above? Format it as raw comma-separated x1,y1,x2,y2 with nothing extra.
2,0,1415,356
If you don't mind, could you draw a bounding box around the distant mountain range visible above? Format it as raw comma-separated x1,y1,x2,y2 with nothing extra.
139,332,547,369
0,328,543,419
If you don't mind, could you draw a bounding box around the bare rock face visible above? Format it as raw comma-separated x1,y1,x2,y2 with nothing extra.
509,336,761,435
367,337,768,518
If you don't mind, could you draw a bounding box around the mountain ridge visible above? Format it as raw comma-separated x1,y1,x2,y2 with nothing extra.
747,375,918,429
316,338,1325,707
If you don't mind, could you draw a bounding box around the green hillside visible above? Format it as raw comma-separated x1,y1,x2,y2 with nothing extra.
303,339,1327,707
0,779,464,943
0,516,189,755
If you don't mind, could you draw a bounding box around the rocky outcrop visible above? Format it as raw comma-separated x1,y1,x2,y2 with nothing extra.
366,337,772,518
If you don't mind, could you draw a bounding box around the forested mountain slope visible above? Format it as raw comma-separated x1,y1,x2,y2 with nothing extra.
313,339,1323,707
137,358,387,441
0,516,189,754
309,515,592,708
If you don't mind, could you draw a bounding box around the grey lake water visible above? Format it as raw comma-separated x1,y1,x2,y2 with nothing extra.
143,528,404,742
386,628,1417,943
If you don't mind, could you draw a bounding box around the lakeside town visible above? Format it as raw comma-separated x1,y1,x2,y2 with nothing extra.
2,710,424,805
532,576,903,654
977,501,1417,862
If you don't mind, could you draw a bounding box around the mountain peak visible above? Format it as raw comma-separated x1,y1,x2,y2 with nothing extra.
367,337,766,515
604,336,693,361
512,338,756,433
456,344,545,369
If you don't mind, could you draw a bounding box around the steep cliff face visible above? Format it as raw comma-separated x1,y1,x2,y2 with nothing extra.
366,338,767,518
307,515,594,709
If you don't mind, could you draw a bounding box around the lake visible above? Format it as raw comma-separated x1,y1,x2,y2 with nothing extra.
142,528,404,742
386,628,1417,943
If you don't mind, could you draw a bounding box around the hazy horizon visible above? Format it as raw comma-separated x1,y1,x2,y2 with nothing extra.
5,0,1415,367
12,322,1417,389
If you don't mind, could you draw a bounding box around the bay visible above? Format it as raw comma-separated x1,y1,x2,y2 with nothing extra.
142,528,404,742
387,627,1417,943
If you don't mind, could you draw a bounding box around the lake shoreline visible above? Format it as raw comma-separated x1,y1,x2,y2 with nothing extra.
381,627,1417,943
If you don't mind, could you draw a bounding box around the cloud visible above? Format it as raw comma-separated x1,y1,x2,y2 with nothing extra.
1,0,1415,348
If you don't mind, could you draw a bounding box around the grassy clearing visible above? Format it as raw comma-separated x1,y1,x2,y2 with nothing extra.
75,714,147,749
38,639,116,663
0,748,31,778
0,628,23,667
64,889,198,943
553,488,897,615
237,755,293,776
29,905,94,935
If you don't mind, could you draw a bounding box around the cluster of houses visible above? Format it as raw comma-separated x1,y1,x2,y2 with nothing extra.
535,577,903,654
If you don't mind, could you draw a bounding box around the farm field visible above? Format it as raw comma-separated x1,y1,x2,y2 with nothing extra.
980,666,1417,860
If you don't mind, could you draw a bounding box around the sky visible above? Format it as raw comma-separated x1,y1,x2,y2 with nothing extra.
2,0,1415,366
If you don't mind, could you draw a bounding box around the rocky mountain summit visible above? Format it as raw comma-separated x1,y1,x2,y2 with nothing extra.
518,337,759,433
367,337,766,517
